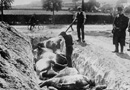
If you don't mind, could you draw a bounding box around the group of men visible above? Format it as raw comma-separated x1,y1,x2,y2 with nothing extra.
75,5,130,54
74,6,130,54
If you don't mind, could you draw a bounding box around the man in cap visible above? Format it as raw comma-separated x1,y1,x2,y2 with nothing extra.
74,6,86,42
112,6,129,53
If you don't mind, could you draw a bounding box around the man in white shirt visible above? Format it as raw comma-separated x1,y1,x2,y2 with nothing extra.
74,6,86,42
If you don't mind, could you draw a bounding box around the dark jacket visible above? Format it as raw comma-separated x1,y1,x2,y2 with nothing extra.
62,34,73,67
113,14,129,37
63,35,73,47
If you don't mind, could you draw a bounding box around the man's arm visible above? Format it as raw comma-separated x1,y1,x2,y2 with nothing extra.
113,16,119,29
83,12,86,24
112,17,117,33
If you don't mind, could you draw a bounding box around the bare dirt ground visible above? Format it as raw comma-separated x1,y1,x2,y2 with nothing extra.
13,24,130,89
13,24,130,52
13,24,130,70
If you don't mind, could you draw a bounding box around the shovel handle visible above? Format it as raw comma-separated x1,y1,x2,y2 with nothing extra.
65,20,76,32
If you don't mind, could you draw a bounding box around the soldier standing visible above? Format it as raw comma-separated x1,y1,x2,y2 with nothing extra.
112,6,129,53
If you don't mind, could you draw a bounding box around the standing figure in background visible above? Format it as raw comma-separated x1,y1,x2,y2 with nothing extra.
74,6,86,42
29,14,36,30
59,32,73,67
112,6,129,53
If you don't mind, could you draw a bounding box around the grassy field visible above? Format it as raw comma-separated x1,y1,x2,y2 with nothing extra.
3,9,111,15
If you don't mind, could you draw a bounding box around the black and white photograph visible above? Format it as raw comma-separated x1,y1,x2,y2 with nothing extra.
0,0,130,90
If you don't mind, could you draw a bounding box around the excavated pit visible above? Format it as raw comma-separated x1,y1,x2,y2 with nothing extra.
1,22,130,90
30,30,130,90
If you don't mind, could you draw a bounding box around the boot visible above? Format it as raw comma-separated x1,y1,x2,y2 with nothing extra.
113,44,119,53
120,45,124,54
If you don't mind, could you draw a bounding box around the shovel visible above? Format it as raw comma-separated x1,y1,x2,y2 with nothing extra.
65,19,76,32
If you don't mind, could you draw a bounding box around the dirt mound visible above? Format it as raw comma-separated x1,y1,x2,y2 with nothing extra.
0,22,39,90
13,24,130,90
72,41,130,90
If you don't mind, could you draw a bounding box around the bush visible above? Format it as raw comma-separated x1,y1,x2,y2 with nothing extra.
3,14,114,25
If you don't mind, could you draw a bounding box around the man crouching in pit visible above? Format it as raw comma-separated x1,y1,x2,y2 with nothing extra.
59,31,74,67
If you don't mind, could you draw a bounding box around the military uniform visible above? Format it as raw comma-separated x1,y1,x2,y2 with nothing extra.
113,13,129,52
113,14,129,45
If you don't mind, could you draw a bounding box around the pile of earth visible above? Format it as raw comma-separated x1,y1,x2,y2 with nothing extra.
1,21,130,90
29,29,130,90
0,22,39,90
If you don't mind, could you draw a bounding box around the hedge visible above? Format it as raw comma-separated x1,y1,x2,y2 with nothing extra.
2,14,114,25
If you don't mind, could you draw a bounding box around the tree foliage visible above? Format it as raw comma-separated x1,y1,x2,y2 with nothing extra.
100,4,113,13
84,0,100,12
72,0,79,5
0,0,14,21
42,0,62,11
116,0,127,6
0,0,14,9
72,0,79,9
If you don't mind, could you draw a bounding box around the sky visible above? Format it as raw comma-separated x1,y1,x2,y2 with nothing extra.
12,0,130,6
13,0,41,5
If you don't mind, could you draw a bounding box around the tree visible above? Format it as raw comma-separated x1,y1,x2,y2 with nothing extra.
0,0,14,21
72,0,79,9
84,0,100,12
100,4,113,13
116,0,127,6
42,0,62,24
82,0,84,11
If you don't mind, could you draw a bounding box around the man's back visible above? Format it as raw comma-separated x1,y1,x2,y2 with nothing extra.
63,34,73,47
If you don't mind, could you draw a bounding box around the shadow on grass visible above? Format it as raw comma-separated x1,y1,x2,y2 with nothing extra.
84,31,113,37
74,41,88,47
116,53,130,60
46,25,66,29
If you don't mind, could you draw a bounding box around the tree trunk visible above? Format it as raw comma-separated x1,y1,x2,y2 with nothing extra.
1,0,3,21
52,9,55,25
82,0,84,11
